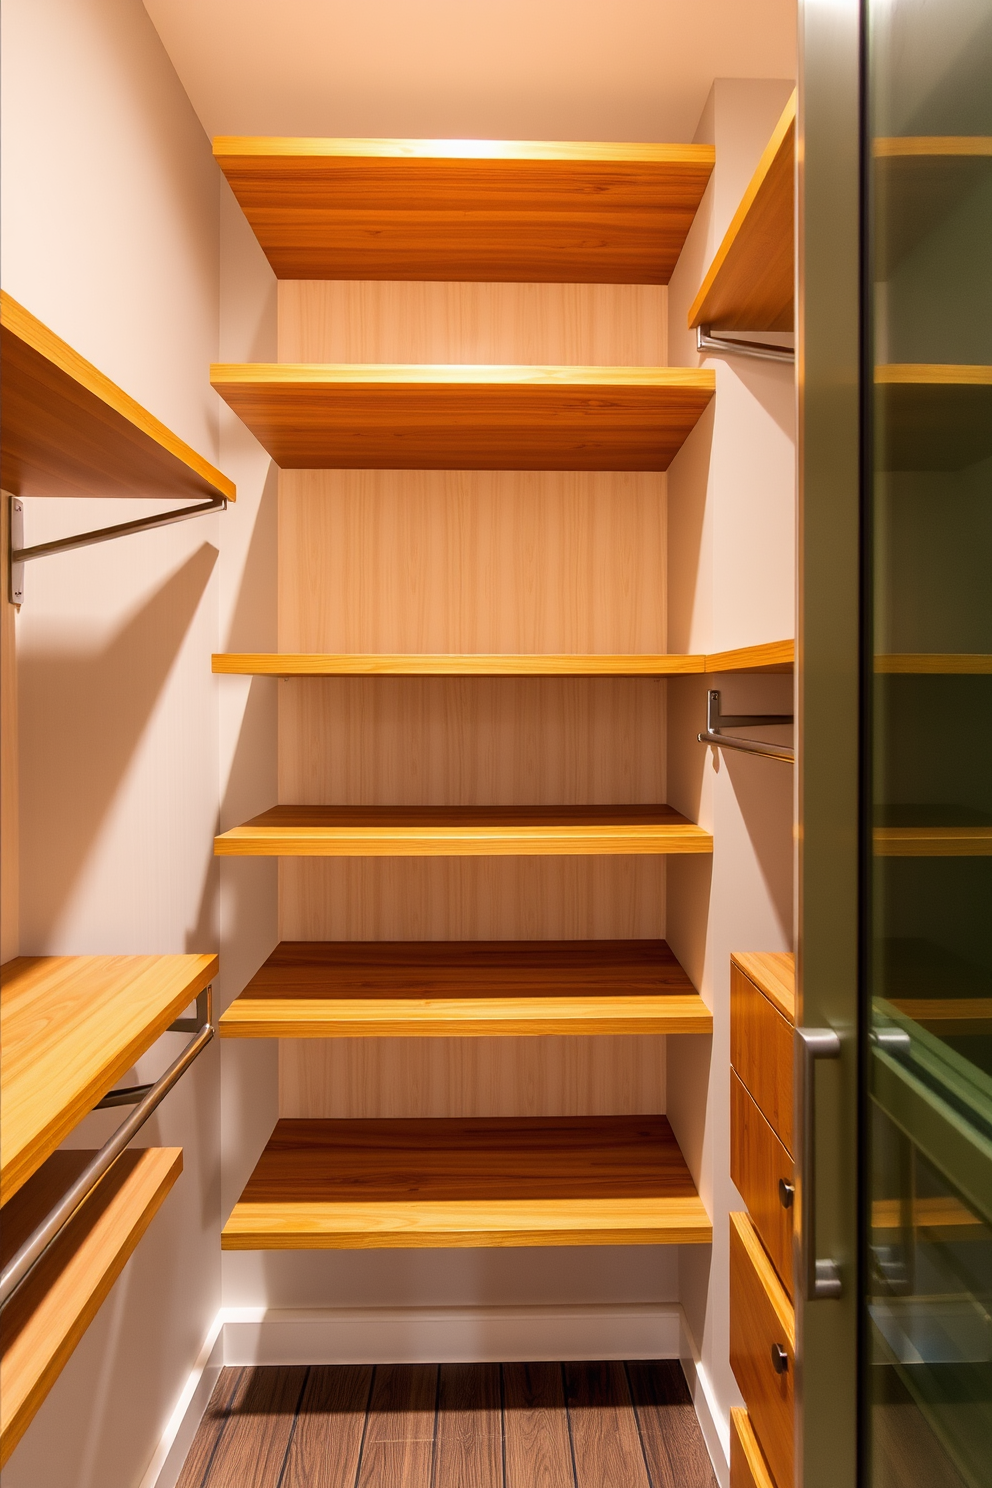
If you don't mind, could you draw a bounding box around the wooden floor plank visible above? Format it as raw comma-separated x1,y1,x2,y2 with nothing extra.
502,1363,575,1488
200,1366,308,1488
626,1361,717,1488
281,1365,373,1488
356,1363,438,1488
175,1370,243,1488
564,1361,651,1488
433,1363,502,1488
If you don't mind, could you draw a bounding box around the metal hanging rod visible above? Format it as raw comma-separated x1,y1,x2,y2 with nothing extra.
698,688,795,763
696,325,795,364
0,987,214,1314
8,492,227,605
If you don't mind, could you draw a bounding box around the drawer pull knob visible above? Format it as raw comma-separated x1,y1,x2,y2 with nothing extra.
779,1178,795,1209
771,1343,789,1375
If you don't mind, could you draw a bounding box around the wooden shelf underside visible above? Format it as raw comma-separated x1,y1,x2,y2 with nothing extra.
212,137,715,284
209,364,715,472
689,90,796,333
0,1148,182,1467
219,939,711,1039
214,805,713,858
0,954,216,1205
221,1116,712,1250
874,137,992,273
875,365,992,470
212,639,794,677
0,293,235,503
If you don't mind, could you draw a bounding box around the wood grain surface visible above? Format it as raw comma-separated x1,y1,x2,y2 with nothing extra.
626,1361,717,1488
730,961,795,1154
210,363,715,472
0,953,217,1202
873,825,992,856
563,1361,650,1488
281,1366,373,1488
221,1115,711,1249
174,1370,243,1488
213,137,714,283
0,1148,182,1467
433,1363,502,1488
730,952,796,1024
689,91,796,332
730,1407,776,1488
216,805,712,858
220,939,709,1039
874,365,992,471
502,1362,574,1488
705,640,794,675
731,1072,794,1296
214,652,704,676
356,1364,437,1488
0,292,235,502
729,1211,795,1488
189,1367,308,1488
0,495,17,963
874,653,992,674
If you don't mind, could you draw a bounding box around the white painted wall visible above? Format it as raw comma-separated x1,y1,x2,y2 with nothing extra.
665,79,797,1483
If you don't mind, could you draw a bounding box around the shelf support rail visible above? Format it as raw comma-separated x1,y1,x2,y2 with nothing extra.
696,325,795,365
8,493,228,604
0,987,214,1314
698,688,795,763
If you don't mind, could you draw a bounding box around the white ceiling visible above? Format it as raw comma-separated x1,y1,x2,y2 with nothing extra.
142,0,796,143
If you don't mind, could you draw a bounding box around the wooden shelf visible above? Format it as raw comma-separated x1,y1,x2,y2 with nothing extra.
730,951,795,1025
214,805,713,858
875,137,992,274
688,91,796,333
0,954,216,1204
0,293,235,503
219,939,711,1039
220,1115,712,1249
209,364,715,472
874,815,992,857
876,654,992,674
212,137,715,284
875,364,992,470
210,642,795,676
0,1147,182,1467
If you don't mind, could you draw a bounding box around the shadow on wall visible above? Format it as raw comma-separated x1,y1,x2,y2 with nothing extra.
722,748,794,939
18,542,217,941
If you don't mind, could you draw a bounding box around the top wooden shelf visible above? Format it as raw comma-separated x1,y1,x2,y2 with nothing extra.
874,137,992,275
0,293,235,503
731,950,795,1024
875,363,992,470
213,137,715,284
0,953,217,1204
688,91,796,333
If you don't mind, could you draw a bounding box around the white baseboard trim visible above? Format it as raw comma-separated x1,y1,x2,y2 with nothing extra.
680,1314,731,1488
138,1313,224,1488
223,1301,682,1366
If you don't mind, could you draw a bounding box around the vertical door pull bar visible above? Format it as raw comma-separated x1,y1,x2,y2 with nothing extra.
796,1026,843,1299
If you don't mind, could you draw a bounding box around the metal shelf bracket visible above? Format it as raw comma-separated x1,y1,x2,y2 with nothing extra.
8,491,227,605
696,325,795,365
698,688,795,763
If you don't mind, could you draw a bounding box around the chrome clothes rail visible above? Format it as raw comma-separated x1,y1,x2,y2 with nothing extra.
696,325,795,364
697,688,795,763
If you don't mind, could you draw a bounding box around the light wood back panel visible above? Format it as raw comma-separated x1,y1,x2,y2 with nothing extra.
278,280,673,1118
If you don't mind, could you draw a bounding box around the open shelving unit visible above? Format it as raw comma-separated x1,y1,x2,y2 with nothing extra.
221,1116,712,1250
0,1148,182,1467
688,91,796,333
214,803,713,858
0,954,217,1204
208,363,715,472
219,940,712,1040
212,137,716,283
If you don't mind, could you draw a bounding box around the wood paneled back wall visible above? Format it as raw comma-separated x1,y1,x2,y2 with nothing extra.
277,281,671,1118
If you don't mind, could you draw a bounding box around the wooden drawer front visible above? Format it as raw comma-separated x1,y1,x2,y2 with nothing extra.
730,1211,795,1488
731,964,793,1152
731,1071,794,1296
730,1407,777,1488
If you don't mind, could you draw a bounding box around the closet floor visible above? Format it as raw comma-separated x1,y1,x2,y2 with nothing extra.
176,1360,717,1488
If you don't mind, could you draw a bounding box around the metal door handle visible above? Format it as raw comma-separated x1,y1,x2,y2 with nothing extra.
796,1026,843,1299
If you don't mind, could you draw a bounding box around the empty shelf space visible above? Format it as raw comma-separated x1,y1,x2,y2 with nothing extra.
220,1116,712,1250
0,1147,182,1467
208,363,715,472
688,90,796,332
219,939,712,1039
876,654,992,674
705,639,794,674
212,652,708,677
874,136,992,274
212,136,715,283
214,804,713,858
1,954,217,1204
730,951,795,1024
0,293,235,504
875,364,992,470
876,938,990,1032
